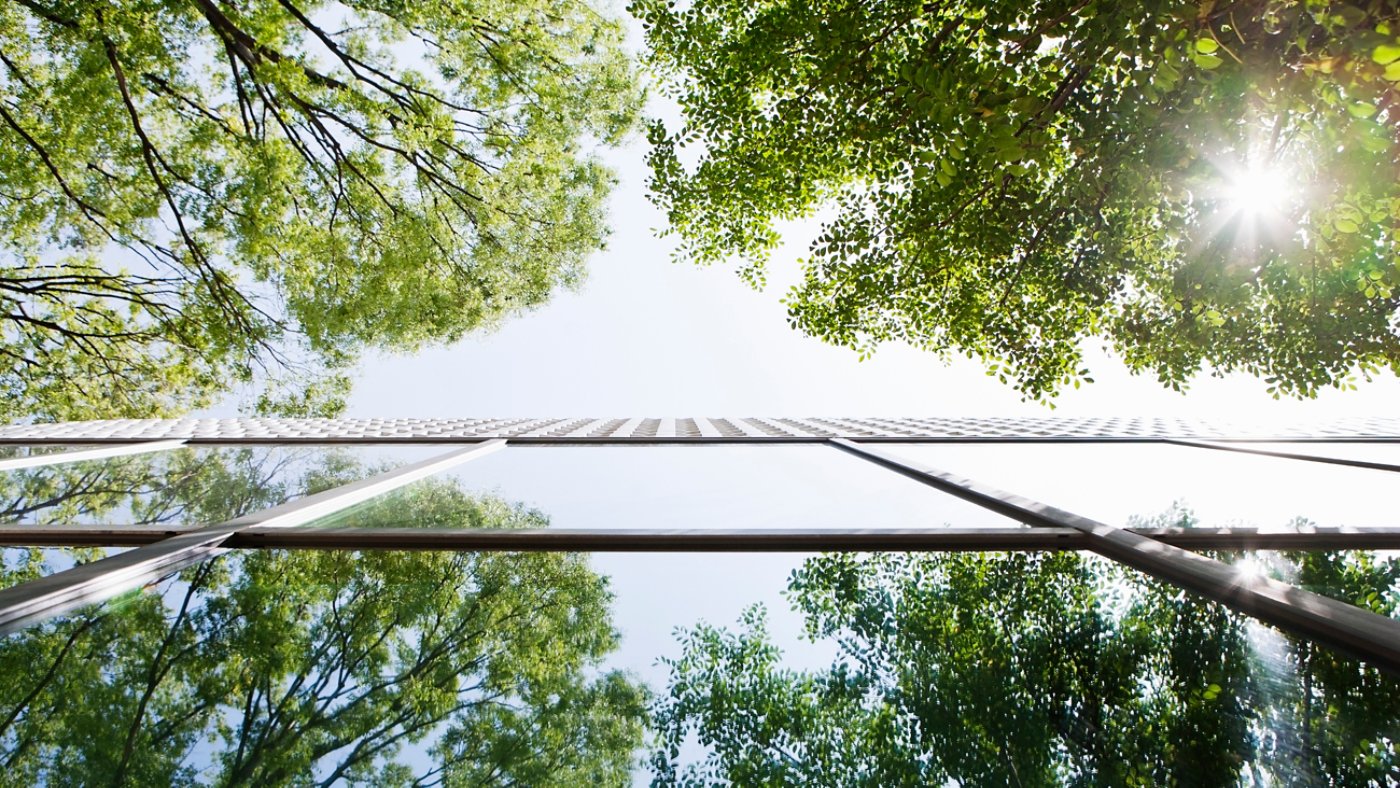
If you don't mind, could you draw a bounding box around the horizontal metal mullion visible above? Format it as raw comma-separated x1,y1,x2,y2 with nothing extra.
1137,526,1400,550
226,526,1084,551
4,525,1400,551
0,525,194,546
4,436,1373,446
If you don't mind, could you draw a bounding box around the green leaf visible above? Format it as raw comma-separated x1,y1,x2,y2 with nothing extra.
1195,38,1220,54
1349,101,1378,119
1192,52,1224,70
0,0,643,423
1373,43,1400,65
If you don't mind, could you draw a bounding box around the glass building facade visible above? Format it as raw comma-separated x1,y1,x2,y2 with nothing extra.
1,417,1397,784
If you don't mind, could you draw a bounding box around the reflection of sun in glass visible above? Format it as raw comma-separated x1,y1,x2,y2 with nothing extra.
1234,555,1264,582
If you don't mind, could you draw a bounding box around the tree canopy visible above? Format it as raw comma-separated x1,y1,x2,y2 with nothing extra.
635,0,1400,400
0,0,640,421
0,452,647,785
650,512,1400,785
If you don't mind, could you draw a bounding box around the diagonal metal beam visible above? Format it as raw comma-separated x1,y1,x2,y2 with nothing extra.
830,438,1400,675
1167,438,1400,474
0,440,506,635
0,440,186,473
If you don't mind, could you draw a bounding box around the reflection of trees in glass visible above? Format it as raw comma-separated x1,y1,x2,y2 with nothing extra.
0,446,312,591
0,464,646,785
651,509,1400,785
0,447,308,526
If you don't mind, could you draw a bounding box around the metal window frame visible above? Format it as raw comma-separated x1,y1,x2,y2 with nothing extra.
1,417,1399,674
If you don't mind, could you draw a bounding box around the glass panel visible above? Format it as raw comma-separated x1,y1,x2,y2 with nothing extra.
0,547,650,785
0,444,449,528
310,444,1024,530
642,549,1400,784
3,547,1395,784
883,443,1400,529
0,546,132,592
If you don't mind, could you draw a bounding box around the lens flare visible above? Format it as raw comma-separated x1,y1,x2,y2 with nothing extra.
1220,162,1292,220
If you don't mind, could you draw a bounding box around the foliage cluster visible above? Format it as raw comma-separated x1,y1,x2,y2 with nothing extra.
0,0,640,420
637,0,1400,399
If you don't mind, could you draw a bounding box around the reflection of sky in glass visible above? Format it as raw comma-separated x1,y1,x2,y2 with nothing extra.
313,444,1023,530
0,444,445,526
882,443,1400,528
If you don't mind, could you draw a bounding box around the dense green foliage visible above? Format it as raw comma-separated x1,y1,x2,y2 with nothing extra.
0,452,647,785
650,516,1400,785
636,0,1400,400
0,0,640,421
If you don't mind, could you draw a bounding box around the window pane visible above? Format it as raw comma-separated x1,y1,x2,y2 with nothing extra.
1,547,1394,785
0,444,449,527
310,444,1025,530
0,548,648,785
882,442,1400,528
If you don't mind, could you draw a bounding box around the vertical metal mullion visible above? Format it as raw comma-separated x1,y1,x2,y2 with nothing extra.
0,440,187,473
829,438,1400,675
0,440,506,635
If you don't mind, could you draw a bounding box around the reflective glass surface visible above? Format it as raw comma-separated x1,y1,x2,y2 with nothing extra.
311,444,1025,530
0,546,1394,785
0,548,646,785
884,442,1400,528
0,444,448,527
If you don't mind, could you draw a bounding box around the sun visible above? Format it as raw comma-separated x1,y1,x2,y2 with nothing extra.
1219,161,1293,220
